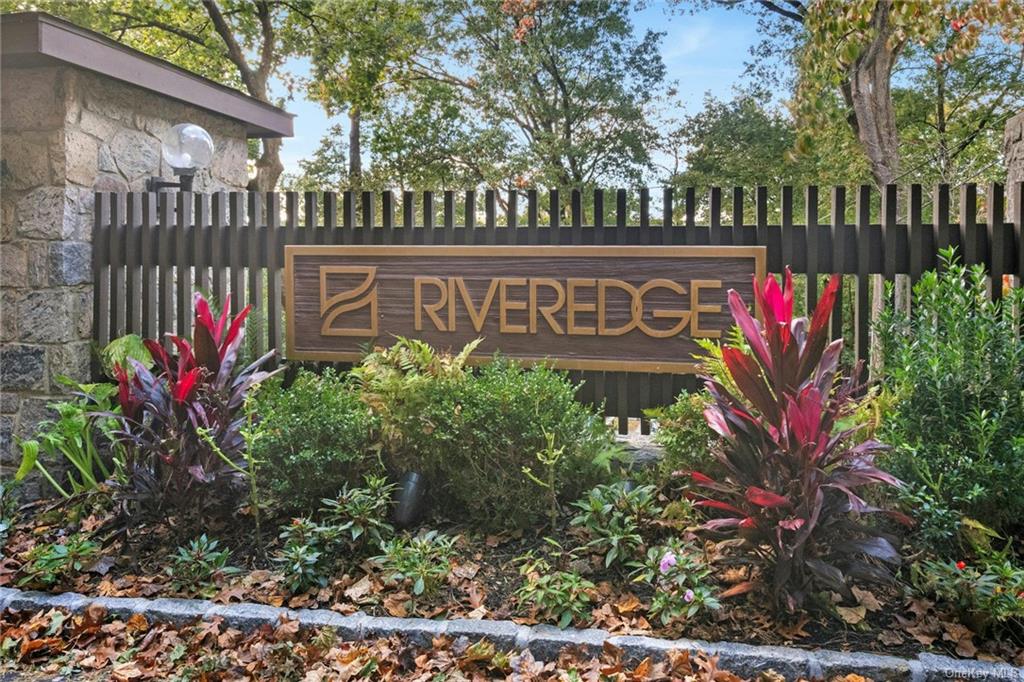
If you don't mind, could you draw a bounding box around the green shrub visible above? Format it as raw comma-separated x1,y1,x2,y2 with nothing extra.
319,474,397,550
647,392,718,483
877,251,1024,538
912,554,1024,631
355,339,619,531
252,368,378,510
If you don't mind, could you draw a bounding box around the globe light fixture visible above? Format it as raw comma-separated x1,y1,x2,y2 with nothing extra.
146,123,215,192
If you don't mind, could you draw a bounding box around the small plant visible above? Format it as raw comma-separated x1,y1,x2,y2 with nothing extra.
273,517,337,593
516,553,595,629
167,535,238,597
319,475,397,550
15,380,122,498
373,530,457,596
912,555,1024,630
275,543,327,594
630,540,720,624
570,483,661,568
19,534,99,588
0,481,18,547
693,270,906,612
522,429,566,528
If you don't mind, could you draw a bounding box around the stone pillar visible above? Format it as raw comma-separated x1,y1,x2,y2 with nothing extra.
1,66,94,495
1005,109,1024,220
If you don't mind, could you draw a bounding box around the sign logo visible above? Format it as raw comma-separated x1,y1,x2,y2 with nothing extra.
319,265,378,336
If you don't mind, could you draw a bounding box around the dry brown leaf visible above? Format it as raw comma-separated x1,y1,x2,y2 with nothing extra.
836,605,866,625
851,586,883,612
343,575,375,602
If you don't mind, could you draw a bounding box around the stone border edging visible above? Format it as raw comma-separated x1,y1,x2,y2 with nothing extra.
1,587,1020,681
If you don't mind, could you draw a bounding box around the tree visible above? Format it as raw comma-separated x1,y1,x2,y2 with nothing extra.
3,0,318,191
307,0,431,185
682,0,1024,188
280,124,347,192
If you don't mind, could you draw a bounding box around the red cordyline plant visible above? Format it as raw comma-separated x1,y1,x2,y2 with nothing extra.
691,269,909,612
112,292,277,513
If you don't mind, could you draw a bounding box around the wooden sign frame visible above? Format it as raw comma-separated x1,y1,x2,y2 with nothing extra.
284,245,766,373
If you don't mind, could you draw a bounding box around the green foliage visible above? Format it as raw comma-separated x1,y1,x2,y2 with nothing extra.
0,481,19,547
252,368,378,510
570,483,661,568
355,340,617,531
19,534,99,588
912,555,1024,629
515,552,595,629
647,392,718,485
274,517,335,593
877,251,1024,538
15,380,121,498
319,475,397,550
167,535,238,598
100,334,152,380
629,539,720,625
373,530,457,597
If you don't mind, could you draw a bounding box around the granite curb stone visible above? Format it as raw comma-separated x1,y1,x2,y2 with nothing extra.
1,588,1021,679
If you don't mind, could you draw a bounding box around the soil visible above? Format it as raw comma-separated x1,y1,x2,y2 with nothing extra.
3,492,1023,670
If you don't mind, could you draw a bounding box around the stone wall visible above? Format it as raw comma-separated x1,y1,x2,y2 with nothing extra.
0,64,250,493
1005,109,1024,221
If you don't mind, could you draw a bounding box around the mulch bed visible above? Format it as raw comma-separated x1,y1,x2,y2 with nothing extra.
2,493,1022,670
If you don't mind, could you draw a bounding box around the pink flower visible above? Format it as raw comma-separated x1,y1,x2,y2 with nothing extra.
659,551,677,574
684,589,695,603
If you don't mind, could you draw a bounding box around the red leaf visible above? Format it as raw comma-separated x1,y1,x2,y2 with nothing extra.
172,368,201,404
694,499,746,516
745,486,791,508
220,305,251,359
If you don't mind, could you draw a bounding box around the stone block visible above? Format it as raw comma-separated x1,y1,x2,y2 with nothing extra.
1,290,19,342
294,609,366,640
0,393,19,414
446,618,521,650
17,290,76,343
25,241,50,288
706,641,812,680
78,109,120,142
0,343,46,390
93,172,129,194
813,649,913,680
526,624,607,661
97,144,117,173
15,186,75,240
917,652,1022,682
0,131,59,190
110,129,160,182
65,129,99,186
48,241,91,285
49,341,91,387
362,616,447,647
0,415,13,465
145,598,214,626
14,396,58,448
207,602,289,631
0,67,63,130
1,243,28,283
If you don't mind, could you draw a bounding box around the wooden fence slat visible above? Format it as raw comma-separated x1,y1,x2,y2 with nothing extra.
159,192,175,339
805,186,819,312
266,191,282,357
732,187,744,245
961,183,979,264
908,184,925,284
830,186,845,342
882,184,898,283
211,192,227,311
1016,182,1024,286
125,193,142,333
935,184,952,255
303,192,318,245
854,185,871,367
175,192,192,338
92,193,111,354
229,192,245,318
194,193,210,293
141,192,157,339
988,183,1006,302
108,193,125,341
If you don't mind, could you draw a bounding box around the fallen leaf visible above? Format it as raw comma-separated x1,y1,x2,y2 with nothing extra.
851,586,883,612
719,581,757,599
836,605,866,625
344,575,375,602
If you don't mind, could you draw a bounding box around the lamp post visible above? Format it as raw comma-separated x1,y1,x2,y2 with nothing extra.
146,123,215,192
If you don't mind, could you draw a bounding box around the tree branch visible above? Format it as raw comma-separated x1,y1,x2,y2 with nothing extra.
201,0,260,98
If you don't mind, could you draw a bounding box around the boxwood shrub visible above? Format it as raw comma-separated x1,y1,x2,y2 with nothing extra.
355,339,618,530
252,368,378,510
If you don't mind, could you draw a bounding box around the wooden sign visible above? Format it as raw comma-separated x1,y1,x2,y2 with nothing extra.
284,246,765,373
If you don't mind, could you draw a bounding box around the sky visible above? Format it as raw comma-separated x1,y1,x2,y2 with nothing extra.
273,3,768,177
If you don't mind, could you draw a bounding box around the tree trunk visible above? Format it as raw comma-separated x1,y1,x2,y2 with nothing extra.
249,137,284,191
349,107,362,185
841,0,903,188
